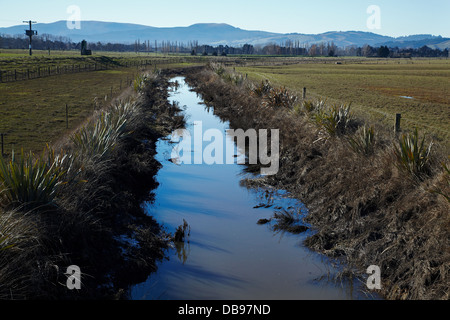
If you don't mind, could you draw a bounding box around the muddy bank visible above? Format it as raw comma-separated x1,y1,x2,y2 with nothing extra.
183,67,449,300
0,73,186,299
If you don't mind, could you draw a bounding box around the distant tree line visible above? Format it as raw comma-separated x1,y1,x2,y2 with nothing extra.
0,34,448,58
0,34,77,51
356,44,449,58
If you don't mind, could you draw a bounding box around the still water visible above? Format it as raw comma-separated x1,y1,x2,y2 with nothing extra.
131,77,367,300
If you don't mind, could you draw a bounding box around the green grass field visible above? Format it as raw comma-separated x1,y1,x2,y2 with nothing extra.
0,50,199,155
1,52,449,156
0,48,187,59
0,49,202,77
0,68,142,155
236,58,450,148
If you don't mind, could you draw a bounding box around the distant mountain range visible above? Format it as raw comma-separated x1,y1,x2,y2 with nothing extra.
1,21,449,49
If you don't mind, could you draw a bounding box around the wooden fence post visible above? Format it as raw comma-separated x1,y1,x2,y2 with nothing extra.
303,87,307,99
395,114,402,134
66,104,69,129
1,133,4,157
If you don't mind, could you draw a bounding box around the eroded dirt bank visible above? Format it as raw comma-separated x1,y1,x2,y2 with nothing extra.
183,67,449,300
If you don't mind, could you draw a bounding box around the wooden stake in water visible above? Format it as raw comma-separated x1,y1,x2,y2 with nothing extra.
66,104,69,129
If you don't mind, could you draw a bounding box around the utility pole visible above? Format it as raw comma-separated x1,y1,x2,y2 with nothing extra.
23,20,37,56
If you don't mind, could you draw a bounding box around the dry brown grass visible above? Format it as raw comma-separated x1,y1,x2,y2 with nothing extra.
184,66,450,300
0,72,186,299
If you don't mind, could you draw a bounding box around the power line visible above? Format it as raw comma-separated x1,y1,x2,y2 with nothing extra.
23,20,37,56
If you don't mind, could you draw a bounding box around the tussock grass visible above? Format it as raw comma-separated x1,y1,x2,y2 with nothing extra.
0,147,66,210
250,79,298,109
265,87,298,109
348,125,376,156
0,209,40,299
430,161,450,203
312,103,357,136
134,74,148,93
300,99,327,116
394,128,434,181
251,80,273,98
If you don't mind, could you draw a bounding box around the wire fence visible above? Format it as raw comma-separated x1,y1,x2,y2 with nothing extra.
0,57,195,83
0,70,145,157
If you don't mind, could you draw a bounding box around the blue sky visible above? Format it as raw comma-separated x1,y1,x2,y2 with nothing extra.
1,0,449,37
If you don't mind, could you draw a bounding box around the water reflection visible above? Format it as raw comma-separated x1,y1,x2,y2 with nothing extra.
131,77,371,300
175,241,190,265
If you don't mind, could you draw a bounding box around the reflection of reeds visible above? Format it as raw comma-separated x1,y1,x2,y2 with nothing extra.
272,209,308,235
174,219,191,243
174,220,191,264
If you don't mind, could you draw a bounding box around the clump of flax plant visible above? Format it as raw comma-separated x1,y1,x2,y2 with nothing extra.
393,128,433,181
314,103,355,136
347,125,376,156
70,100,138,163
0,147,66,210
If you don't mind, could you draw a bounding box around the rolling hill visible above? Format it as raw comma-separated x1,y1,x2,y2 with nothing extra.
0,21,448,49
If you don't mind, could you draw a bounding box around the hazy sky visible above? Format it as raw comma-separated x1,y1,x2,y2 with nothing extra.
1,0,449,37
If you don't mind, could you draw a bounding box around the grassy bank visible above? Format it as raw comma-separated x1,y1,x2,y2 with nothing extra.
0,59,198,156
0,71,186,299
236,58,450,149
0,50,202,73
184,65,449,300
